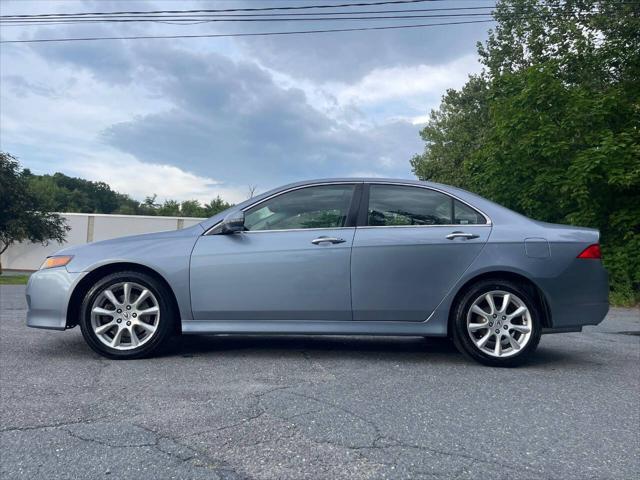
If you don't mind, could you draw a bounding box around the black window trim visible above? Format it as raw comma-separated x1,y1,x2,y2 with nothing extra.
203,180,490,235
357,182,492,228
205,181,362,235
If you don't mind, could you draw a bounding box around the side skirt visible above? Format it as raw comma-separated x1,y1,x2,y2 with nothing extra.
181,319,447,337
542,326,583,334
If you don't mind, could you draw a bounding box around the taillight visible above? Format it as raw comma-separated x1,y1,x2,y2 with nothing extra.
577,244,601,259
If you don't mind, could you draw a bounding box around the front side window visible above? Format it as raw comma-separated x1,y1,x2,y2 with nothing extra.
367,184,486,226
244,184,355,231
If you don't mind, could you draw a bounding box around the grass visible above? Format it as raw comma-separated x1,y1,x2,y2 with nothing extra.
0,275,30,285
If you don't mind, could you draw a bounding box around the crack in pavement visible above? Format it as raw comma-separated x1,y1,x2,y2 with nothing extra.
1,374,557,480
0,415,112,434
138,424,257,480
44,420,255,480
4,291,637,480
282,390,385,441
337,432,555,480
300,350,336,380
61,426,157,449
196,410,268,440
250,388,556,480
135,423,251,477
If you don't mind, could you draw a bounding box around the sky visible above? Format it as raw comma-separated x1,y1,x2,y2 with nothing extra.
0,0,493,203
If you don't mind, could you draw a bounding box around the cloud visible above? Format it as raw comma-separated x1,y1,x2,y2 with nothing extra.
1,0,489,203
68,154,250,204
101,46,424,189
238,18,490,83
1,75,57,98
2,41,424,201
41,39,137,85
331,55,479,106
260,53,480,129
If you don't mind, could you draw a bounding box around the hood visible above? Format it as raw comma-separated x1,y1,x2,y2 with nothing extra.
53,223,204,257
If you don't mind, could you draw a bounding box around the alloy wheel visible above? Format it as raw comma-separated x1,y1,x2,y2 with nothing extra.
466,290,533,358
90,282,160,350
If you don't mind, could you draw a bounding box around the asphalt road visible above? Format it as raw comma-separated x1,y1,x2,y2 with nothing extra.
1,285,638,480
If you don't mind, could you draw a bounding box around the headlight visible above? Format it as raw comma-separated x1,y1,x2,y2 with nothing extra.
40,255,74,270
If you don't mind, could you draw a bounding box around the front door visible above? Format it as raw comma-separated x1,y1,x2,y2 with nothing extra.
190,183,359,321
351,183,491,321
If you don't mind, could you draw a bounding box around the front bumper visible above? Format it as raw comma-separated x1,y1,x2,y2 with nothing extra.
26,268,87,330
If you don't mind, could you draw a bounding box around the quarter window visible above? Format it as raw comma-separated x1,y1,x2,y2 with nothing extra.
454,200,486,225
366,185,486,226
244,184,355,231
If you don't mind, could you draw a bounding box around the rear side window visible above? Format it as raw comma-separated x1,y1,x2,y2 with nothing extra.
367,185,452,226
366,185,486,226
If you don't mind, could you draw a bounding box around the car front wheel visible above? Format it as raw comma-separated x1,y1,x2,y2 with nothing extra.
79,271,175,359
452,279,542,367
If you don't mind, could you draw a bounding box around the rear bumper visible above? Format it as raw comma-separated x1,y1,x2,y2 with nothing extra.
541,259,609,329
548,301,609,329
26,268,86,330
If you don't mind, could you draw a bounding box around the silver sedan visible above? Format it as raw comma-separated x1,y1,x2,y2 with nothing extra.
26,178,609,366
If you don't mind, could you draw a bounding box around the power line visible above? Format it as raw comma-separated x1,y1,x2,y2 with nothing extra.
0,0,451,19
3,1,633,25
3,4,630,24
0,19,496,44
1,1,628,41
0,5,500,23
3,12,606,27
1,5,497,19
0,13,512,25
1,7,627,27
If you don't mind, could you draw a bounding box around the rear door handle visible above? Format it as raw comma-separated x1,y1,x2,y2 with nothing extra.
446,231,480,240
311,236,346,245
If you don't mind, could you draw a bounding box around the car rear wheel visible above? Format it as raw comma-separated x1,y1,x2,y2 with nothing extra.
79,271,176,359
452,279,542,367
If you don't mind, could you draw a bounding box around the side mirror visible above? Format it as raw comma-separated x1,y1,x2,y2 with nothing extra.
220,211,245,234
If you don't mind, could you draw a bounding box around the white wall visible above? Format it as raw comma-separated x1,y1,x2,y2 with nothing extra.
1,213,205,271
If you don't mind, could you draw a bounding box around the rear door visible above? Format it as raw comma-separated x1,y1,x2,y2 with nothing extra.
351,183,491,321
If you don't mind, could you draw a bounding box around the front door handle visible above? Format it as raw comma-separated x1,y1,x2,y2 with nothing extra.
311,236,346,245
446,231,480,240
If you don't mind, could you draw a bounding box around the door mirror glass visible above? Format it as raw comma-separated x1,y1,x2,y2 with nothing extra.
220,211,245,234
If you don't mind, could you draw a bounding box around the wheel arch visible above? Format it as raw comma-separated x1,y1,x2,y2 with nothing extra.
66,262,181,333
447,270,552,334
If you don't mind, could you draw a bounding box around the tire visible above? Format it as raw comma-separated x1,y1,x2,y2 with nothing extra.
79,270,176,359
451,279,542,367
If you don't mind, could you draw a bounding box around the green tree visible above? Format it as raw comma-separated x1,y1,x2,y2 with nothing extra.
180,200,205,218
410,75,490,186
26,170,140,214
138,195,160,215
158,200,181,217
20,167,236,218
0,153,69,273
204,196,233,217
411,0,640,303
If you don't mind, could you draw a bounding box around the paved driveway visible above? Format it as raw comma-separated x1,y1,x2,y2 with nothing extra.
1,285,638,480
